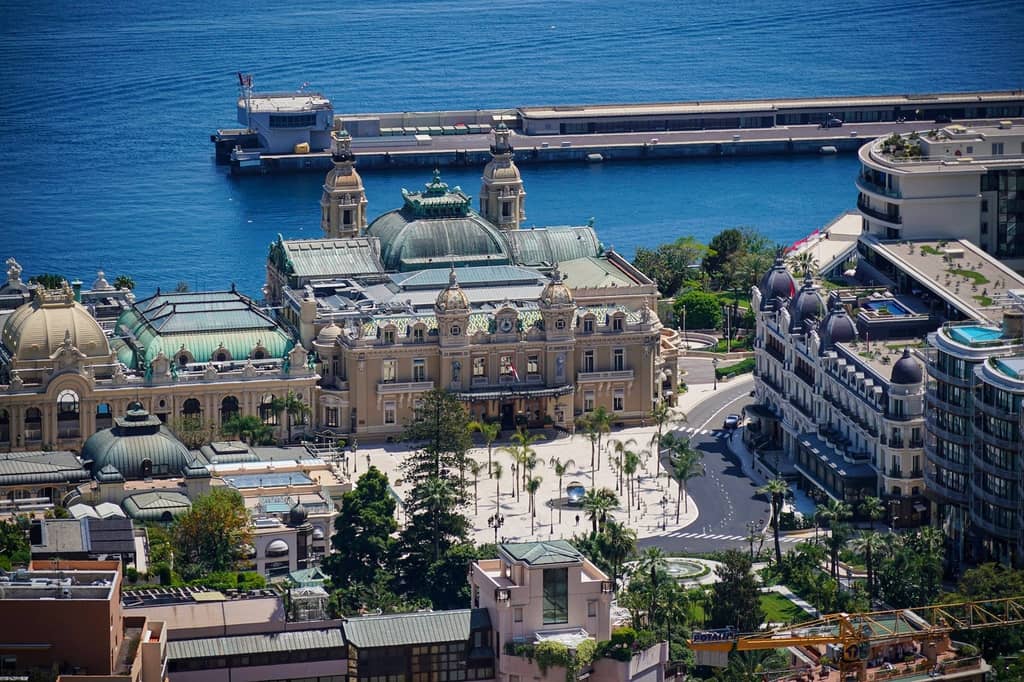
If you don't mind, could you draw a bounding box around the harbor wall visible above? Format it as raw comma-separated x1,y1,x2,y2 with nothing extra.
245,135,865,174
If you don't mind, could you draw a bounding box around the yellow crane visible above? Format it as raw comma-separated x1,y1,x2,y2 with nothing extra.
687,595,1024,681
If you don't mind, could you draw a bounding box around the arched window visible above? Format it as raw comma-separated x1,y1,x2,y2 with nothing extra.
95,403,113,431
181,398,202,417
216,352,228,362
177,354,189,367
24,407,42,443
221,396,239,423
141,458,153,478
57,389,81,439
259,393,277,425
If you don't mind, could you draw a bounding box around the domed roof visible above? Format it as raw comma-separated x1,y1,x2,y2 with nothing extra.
266,539,289,557
540,267,574,307
1,286,110,362
819,296,857,350
890,347,923,384
436,268,470,312
316,321,342,345
758,253,796,303
323,164,364,191
289,501,308,526
789,275,824,331
366,170,510,271
81,406,193,480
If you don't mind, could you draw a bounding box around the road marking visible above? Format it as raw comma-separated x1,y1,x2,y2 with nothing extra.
696,386,754,432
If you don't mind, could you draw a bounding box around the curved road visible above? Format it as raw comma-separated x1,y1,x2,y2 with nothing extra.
640,381,771,555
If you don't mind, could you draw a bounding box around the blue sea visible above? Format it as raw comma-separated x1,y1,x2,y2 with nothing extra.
1,0,1022,296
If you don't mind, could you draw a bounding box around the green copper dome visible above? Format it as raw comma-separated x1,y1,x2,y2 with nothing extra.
81,407,194,480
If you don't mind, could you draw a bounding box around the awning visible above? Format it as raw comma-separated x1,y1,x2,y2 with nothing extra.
452,384,574,401
913,502,928,513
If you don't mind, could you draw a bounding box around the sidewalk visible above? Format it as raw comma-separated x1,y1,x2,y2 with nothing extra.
728,426,818,519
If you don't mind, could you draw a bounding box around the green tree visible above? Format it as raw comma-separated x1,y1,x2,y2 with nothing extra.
649,401,685,480
849,531,885,602
949,563,1024,659
172,488,251,580
577,413,601,477
502,428,544,500
548,456,575,523
582,487,619,534
526,475,542,534
467,458,484,516
113,274,136,290
787,251,819,278
820,499,852,578
874,529,944,608
623,449,641,519
491,460,503,509
0,518,29,570
29,273,65,289
270,390,309,442
702,228,746,279
609,438,636,496
636,546,668,627
423,542,481,610
759,477,789,565
662,434,704,521
708,549,765,632
597,520,636,587
588,406,612,471
632,236,708,297
222,414,273,445
860,496,886,532
167,415,219,449
469,420,500,478
673,290,722,330
323,466,397,590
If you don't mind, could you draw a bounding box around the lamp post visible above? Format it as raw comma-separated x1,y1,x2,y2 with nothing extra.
351,438,359,474
746,519,764,560
488,513,505,545
712,357,720,390
681,304,687,354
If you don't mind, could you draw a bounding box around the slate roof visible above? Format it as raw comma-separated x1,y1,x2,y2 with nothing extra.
275,236,384,279
31,517,135,556
501,540,584,566
81,408,193,480
558,257,636,289
368,209,511,272
343,608,490,649
0,450,89,487
506,226,601,267
390,265,542,290
122,491,192,521
168,629,344,660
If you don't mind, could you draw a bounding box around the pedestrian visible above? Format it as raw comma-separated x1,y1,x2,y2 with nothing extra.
575,514,580,527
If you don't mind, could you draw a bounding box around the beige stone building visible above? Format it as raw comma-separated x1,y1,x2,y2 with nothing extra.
265,127,679,438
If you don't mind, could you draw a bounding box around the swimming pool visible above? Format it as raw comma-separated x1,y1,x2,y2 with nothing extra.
950,325,1004,345
862,300,911,316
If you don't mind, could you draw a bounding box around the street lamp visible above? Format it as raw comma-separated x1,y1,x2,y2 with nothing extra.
746,519,764,560
712,357,720,390
681,304,687,354
351,438,359,474
488,513,505,545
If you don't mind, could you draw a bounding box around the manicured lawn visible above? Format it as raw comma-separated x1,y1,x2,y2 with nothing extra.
950,268,989,285
760,592,806,623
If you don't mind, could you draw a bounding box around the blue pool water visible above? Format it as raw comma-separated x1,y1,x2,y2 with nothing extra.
2,0,1022,297
862,300,910,316
950,326,1005,345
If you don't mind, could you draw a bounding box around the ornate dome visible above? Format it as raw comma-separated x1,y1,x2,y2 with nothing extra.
789,275,824,331
1,286,110,362
540,267,574,307
483,124,521,181
435,268,470,312
890,347,923,384
289,501,309,526
316,321,342,345
367,170,510,271
266,539,289,557
758,253,796,303
81,406,193,480
819,296,857,350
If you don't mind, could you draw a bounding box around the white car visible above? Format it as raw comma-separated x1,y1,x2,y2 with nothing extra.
723,414,741,429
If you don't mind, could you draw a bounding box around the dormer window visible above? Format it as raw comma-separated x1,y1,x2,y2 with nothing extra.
612,315,624,331
413,326,425,343
583,317,594,333
383,328,396,344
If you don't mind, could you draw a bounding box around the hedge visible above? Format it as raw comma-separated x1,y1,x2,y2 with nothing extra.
715,357,755,379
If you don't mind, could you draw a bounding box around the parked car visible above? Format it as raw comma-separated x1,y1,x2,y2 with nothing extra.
723,414,742,429
821,117,843,128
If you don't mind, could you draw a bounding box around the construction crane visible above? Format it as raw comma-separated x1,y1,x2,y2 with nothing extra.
687,595,1024,681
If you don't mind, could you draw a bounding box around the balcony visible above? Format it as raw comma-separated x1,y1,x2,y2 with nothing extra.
857,194,902,224
376,380,435,395
923,441,970,474
969,510,1017,540
975,426,1021,451
926,389,973,417
856,173,901,199
926,362,974,389
577,369,634,383
793,401,815,420
923,468,969,505
766,344,785,363
925,414,973,447
973,453,1018,479
976,399,1019,421
761,374,785,397
971,479,1019,510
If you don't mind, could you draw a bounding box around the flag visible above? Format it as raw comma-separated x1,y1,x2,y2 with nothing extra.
504,357,520,381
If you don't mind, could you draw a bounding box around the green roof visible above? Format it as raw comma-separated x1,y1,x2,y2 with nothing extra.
501,540,584,566
269,235,384,280
506,226,601,266
558,257,636,289
81,408,194,480
0,451,89,487
168,629,344,660
122,491,191,521
343,609,490,649
368,209,511,272
289,566,330,587
391,265,541,290
114,289,294,368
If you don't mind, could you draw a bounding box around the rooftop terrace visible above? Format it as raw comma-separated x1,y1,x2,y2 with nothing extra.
0,568,117,600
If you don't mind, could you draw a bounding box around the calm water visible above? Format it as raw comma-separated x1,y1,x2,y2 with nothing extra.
1,0,1022,296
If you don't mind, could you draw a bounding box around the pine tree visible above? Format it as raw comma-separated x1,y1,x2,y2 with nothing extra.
323,466,397,589
708,549,765,632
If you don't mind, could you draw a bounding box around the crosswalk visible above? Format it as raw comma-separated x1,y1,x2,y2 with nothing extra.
663,530,806,543
676,426,729,439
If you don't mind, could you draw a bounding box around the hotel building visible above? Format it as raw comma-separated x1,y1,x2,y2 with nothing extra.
856,121,1024,269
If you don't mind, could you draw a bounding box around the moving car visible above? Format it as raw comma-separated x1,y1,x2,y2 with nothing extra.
821,117,843,128
723,414,741,429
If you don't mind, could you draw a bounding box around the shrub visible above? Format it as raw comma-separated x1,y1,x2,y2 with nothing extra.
674,290,722,330
534,641,572,676
610,626,637,648
125,567,139,583
715,357,755,379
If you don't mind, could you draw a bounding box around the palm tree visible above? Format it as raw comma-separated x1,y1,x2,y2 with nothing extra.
649,401,685,479
850,531,885,602
821,499,852,578
548,456,576,523
491,461,504,511
467,459,484,516
113,274,135,290
469,420,500,478
421,476,455,561
636,547,668,627
860,496,886,532
589,406,613,471
623,450,641,519
577,414,600,477
598,520,636,587
581,487,618,534
501,429,545,501
271,390,309,442
609,438,637,495
222,414,272,445
759,477,790,564
662,436,704,520
814,503,829,544
526,475,542,535
787,251,819,278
